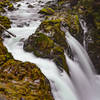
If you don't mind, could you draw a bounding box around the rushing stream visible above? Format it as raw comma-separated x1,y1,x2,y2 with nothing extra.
2,0,100,100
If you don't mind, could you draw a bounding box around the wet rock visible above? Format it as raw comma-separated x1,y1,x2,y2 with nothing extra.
26,2,29,5
2,34,11,38
17,24,23,27
0,59,54,100
24,22,29,27
24,32,54,58
19,38,25,42
17,4,21,7
28,4,34,8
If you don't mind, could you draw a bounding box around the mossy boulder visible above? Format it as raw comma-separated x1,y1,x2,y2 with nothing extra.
0,0,15,12
39,7,55,15
24,32,54,58
36,19,68,48
24,32,69,73
0,59,54,100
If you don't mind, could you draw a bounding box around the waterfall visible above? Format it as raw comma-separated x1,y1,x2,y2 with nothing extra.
2,0,100,100
65,30,100,100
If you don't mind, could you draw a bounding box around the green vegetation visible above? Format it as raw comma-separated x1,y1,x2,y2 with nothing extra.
0,0,14,13
0,16,11,33
39,7,55,15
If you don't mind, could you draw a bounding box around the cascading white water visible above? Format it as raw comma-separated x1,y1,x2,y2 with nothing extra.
3,0,100,100
65,30,100,100
3,0,79,100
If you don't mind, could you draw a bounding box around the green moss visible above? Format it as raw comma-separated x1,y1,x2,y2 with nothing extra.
33,32,54,51
0,39,13,57
0,59,54,100
0,0,15,13
0,54,12,65
0,15,11,33
64,14,80,34
24,32,54,58
37,19,67,48
39,7,55,15
0,7,6,13
53,46,64,55
54,54,69,73
8,3,14,11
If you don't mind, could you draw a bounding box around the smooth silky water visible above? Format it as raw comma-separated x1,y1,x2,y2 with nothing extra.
65,30,100,100
3,0,100,100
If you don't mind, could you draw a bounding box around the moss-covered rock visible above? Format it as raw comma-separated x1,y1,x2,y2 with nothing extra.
0,0,15,13
0,15,11,34
24,32,54,58
0,59,54,100
36,19,68,48
64,14,80,34
39,7,55,15
24,30,69,73
8,3,14,11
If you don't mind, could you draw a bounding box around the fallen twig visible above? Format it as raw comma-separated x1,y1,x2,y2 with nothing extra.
0,24,16,37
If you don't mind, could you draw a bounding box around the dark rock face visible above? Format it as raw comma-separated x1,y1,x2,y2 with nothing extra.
70,0,78,6
70,0,100,74
87,27,100,74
